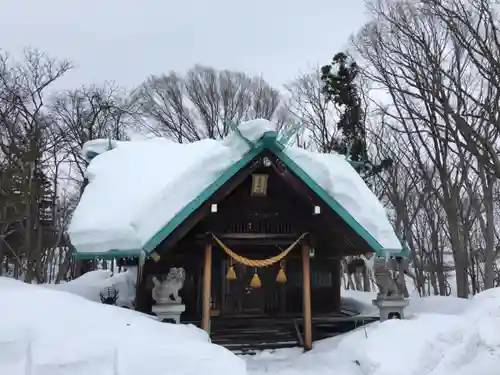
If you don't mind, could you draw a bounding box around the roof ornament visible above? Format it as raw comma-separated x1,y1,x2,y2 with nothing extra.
344,141,367,172
277,122,303,146
229,121,255,149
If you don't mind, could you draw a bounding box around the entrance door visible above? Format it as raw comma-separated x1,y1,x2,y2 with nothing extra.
223,262,264,315
239,264,264,314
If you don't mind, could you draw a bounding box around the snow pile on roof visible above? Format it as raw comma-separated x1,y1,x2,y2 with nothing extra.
245,289,500,375
0,277,245,375
83,138,118,162
285,148,400,249
69,119,401,255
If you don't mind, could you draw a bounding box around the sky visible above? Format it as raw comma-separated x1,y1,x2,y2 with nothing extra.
1,0,369,92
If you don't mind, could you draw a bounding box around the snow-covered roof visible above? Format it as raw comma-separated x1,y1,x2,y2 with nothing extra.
68,119,405,258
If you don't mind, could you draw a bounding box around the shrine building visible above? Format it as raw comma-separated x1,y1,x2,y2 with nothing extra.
68,119,409,352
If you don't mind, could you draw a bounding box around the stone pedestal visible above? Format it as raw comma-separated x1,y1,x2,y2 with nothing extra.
152,303,186,324
372,298,409,322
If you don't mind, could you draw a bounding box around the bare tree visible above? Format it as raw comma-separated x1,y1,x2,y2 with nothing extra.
50,83,132,187
351,0,500,296
422,0,500,179
134,65,285,141
0,49,72,282
353,1,456,294
284,71,340,151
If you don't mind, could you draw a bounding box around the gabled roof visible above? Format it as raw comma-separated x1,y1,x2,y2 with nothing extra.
69,119,409,259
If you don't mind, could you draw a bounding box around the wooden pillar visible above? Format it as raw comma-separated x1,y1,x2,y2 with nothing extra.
332,258,342,312
134,252,146,311
301,241,313,351
73,259,93,278
202,242,213,334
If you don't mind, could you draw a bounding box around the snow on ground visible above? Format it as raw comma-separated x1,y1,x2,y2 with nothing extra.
50,270,469,319
69,119,401,256
0,277,245,375
245,290,500,375
4,272,498,375
341,287,470,318
44,269,137,308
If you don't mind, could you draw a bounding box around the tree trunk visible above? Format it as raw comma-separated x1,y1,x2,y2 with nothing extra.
482,173,495,290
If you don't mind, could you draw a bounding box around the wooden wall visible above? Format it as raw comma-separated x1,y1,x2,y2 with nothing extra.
136,158,349,319
137,249,342,320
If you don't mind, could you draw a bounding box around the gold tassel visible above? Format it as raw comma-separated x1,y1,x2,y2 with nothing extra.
276,267,287,284
226,265,237,280
250,271,262,288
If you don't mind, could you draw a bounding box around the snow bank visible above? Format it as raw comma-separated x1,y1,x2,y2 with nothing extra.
246,289,500,375
408,295,470,316
341,290,378,317
69,119,401,255
44,269,138,308
4,274,500,375
341,288,471,318
0,277,245,375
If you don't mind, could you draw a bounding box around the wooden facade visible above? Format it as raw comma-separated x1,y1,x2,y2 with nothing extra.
134,150,376,350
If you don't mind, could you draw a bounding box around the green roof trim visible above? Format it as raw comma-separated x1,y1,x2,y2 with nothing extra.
73,249,142,260
266,141,407,257
268,148,382,253
73,129,408,259
141,136,274,253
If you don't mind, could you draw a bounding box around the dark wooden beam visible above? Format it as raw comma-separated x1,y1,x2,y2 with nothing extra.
202,241,212,333
331,258,342,311
270,155,376,255
315,204,373,254
155,154,264,256
196,233,298,240
198,238,301,247
271,160,317,207
134,254,145,311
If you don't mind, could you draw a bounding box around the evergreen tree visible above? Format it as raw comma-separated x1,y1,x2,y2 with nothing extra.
320,52,392,179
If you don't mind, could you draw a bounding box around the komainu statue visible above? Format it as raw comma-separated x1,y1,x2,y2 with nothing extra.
394,257,410,298
373,256,402,299
152,267,186,304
